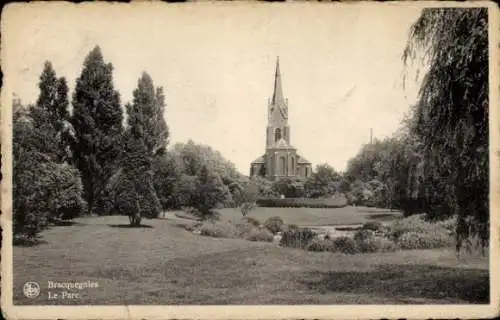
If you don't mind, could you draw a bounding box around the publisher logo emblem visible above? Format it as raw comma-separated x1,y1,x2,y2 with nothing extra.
23,281,40,299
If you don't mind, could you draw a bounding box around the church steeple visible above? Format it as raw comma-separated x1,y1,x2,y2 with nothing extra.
267,57,290,148
271,56,285,106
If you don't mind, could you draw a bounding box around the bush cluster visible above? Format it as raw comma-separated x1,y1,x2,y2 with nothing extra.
332,236,358,254
397,231,454,250
361,221,383,232
199,219,275,244
306,233,397,254
200,221,237,238
245,228,274,242
244,216,261,227
279,227,316,249
263,216,284,234
256,197,348,208
306,238,335,252
382,214,455,250
356,236,396,253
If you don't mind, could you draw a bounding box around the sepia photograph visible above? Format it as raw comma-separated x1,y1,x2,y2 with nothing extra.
1,1,498,319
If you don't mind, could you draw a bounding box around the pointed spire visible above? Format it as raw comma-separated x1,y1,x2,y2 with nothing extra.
271,56,285,106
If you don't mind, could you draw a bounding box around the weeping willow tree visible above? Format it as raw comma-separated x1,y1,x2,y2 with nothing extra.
403,8,489,252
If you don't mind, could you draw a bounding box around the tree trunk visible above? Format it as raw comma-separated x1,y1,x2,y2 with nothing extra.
135,216,142,226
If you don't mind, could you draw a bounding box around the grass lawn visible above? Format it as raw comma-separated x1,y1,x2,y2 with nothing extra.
215,205,403,226
13,213,489,305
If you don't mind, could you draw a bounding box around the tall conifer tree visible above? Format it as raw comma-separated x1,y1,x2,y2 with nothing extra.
30,61,71,161
71,46,124,214
119,72,168,225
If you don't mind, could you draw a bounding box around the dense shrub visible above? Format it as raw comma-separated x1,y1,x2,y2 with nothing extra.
280,228,316,249
357,236,397,253
235,221,257,238
13,147,87,243
256,197,347,208
397,231,454,250
244,216,261,227
245,228,274,242
199,220,274,243
388,214,430,240
264,216,284,234
388,214,452,241
361,221,383,232
306,238,335,252
332,236,358,254
184,221,202,232
436,216,457,233
200,221,236,238
354,229,375,242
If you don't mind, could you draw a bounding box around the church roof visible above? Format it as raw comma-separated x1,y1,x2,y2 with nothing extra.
297,154,311,164
251,155,266,164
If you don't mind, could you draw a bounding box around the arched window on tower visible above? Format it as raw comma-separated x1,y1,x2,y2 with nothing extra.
275,128,282,142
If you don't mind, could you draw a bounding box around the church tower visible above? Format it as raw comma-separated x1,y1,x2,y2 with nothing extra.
266,57,291,148
250,57,312,181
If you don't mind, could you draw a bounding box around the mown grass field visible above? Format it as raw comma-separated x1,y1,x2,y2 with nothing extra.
13,207,489,305
177,206,403,227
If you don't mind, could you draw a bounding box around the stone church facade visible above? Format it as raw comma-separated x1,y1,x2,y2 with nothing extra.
250,58,312,181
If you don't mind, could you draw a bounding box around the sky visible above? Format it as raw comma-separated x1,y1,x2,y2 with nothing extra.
3,2,424,175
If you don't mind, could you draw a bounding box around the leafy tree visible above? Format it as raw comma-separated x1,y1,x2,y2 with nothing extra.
153,153,183,210
304,163,341,198
12,64,85,243
231,180,259,217
166,140,248,209
251,176,279,198
272,178,291,197
344,139,384,184
192,165,227,220
13,99,86,244
403,8,488,251
71,46,124,215
170,140,241,179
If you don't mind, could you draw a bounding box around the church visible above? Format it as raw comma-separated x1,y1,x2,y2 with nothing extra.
250,58,313,181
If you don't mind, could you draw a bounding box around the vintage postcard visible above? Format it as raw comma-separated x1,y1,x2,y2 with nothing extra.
1,1,499,319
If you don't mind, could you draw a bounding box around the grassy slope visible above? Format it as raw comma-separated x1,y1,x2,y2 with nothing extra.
13,213,488,305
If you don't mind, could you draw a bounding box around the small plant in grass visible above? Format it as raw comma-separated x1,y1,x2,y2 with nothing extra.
245,228,274,242
264,216,284,234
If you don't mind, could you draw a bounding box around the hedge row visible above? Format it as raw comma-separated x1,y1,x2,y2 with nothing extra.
256,197,348,208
